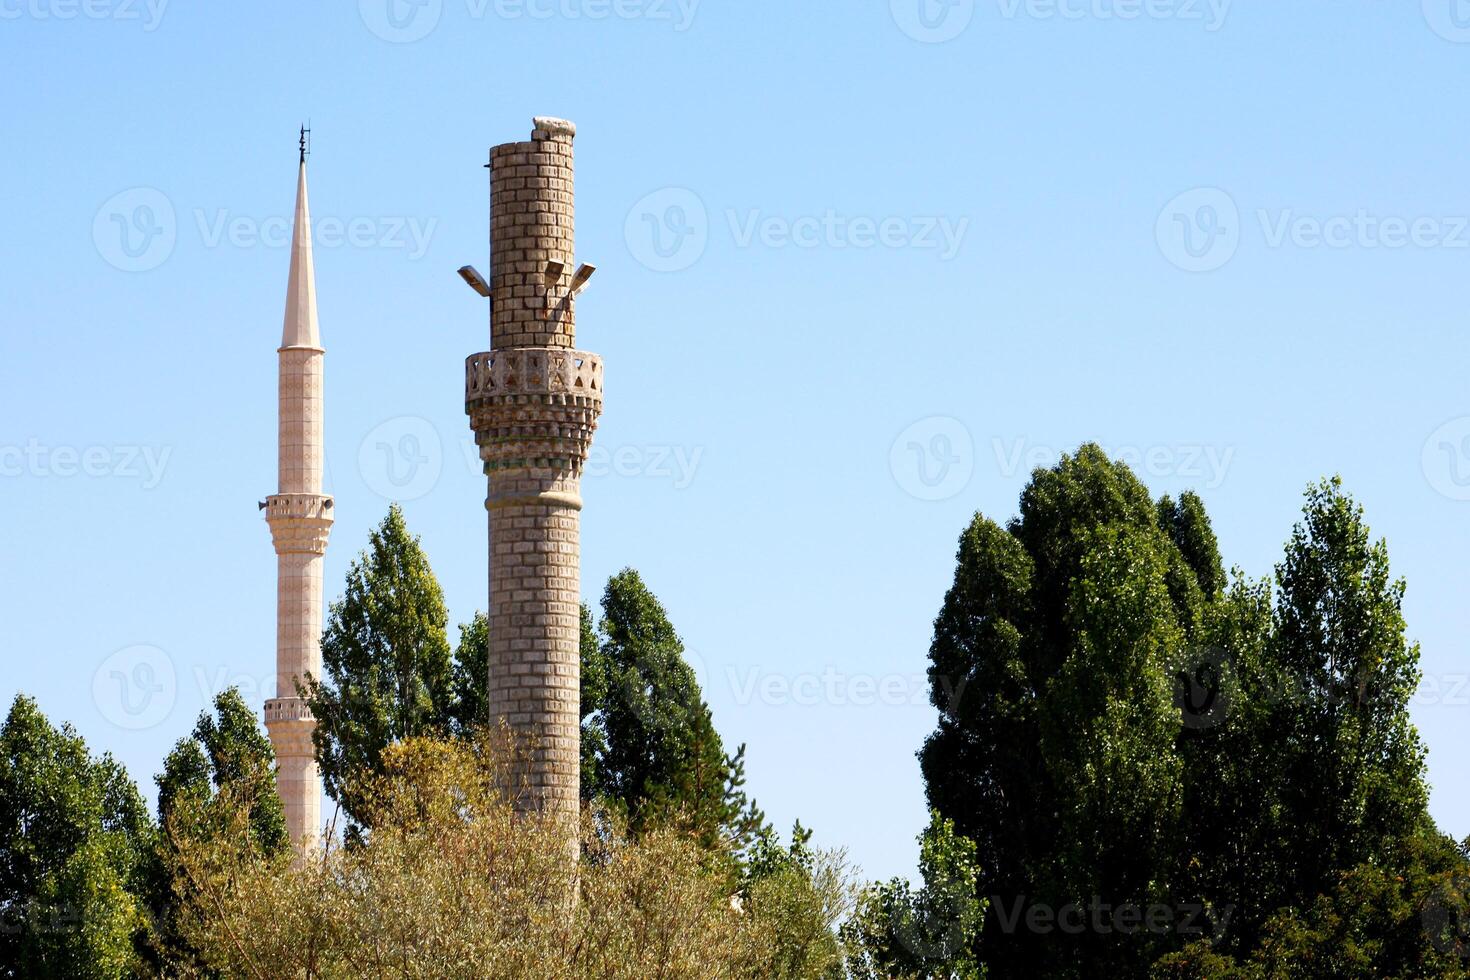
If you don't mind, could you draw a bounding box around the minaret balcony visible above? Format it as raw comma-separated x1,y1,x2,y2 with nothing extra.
263,493,334,554
464,348,604,411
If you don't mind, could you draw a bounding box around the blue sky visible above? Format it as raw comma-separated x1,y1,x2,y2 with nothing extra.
4,1,1470,885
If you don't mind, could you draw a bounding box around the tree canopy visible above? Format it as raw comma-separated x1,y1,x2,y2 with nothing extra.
305,504,455,829
917,444,1462,976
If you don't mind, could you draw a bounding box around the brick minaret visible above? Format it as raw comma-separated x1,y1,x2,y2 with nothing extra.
263,130,333,850
465,117,603,829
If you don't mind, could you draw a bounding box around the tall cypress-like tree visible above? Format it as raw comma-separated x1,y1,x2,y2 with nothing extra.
921,447,1445,975
305,504,454,828
1270,478,1429,903
583,569,763,849
449,611,489,737
922,445,1207,975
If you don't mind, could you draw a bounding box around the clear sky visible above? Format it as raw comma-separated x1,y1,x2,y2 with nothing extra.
3,1,1470,886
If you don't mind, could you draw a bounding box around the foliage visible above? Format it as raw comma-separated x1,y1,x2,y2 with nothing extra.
449,610,489,736
0,695,155,979
921,445,1450,976
736,821,853,980
843,811,985,980
583,568,764,850
169,732,851,979
152,687,287,972
157,688,286,853
305,504,454,829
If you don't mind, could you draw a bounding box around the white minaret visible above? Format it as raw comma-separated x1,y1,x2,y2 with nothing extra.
263,128,333,851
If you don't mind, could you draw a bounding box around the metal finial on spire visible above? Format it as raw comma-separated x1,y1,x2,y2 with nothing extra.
299,124,311,164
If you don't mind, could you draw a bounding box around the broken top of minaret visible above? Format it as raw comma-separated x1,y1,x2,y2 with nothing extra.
465,117,604,843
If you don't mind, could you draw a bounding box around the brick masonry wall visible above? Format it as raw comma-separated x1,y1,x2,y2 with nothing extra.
487,498,582,813
489,119,576,350
469,118,601,831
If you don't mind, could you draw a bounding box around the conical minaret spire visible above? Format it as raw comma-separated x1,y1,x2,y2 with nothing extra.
281,128,319,350
264,128,333,852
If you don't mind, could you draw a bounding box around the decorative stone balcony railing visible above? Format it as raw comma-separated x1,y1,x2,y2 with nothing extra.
264,696,316,724
263,493,334,522
464,348,603,408
263,493,334,555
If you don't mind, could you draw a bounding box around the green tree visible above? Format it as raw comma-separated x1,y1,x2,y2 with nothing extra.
844,812,985,980
1270,477,1430,905
577,602,606,792
150,688,286,972
920,447,1447,975
1159,492,1226,602
449,611,489,736
305,504,454,829
167,732,855,979
922,445,1207,976
583,569,763,850
0,695,154,980
737,821,852,980
157,687,286,852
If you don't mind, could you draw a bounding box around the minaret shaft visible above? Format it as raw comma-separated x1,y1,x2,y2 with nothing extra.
265,154,333,852
466,118,602,838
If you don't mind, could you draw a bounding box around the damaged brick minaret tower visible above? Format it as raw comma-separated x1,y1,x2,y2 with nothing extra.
264,128,333,851
465,117,603,831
